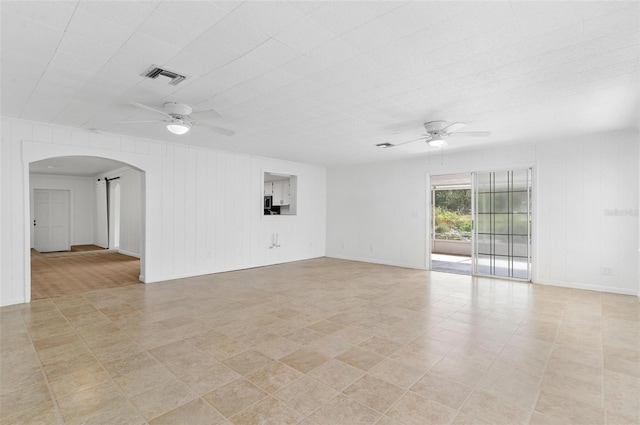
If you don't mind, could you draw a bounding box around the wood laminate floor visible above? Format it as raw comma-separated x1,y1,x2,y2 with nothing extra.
30,248,141,300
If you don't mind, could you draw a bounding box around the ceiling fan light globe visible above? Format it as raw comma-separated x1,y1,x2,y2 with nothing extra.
428,137,447,147
166,122,191,135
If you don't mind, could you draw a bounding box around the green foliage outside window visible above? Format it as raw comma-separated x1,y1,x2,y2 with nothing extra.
434,189,471,240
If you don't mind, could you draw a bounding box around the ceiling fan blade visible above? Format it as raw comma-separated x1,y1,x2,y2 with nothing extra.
376,136,428,148
447,131,491,137
117,119,165,124
189,108,222,122
441,122,466,133
197,122,235,136
128,102,171,118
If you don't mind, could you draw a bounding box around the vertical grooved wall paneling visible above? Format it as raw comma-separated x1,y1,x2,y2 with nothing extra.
326,130,639,295
0,117,326,306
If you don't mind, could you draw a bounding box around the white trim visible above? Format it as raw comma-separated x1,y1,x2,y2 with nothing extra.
21,142,149,304
530,164,538,284
104,166,132,179
426,173,432,270
144,255,327,283
117,249,140,259
326,254,426,271
2,297,26,306
534,278,639,296
23,157,31,303
330,256,638,296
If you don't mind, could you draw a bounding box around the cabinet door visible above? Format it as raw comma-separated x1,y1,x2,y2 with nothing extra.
272,181,290,205
272,181,283,204
282,183,291,205
264,182,273,196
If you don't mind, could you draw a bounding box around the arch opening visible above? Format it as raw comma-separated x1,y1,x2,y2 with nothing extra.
27,155,146,301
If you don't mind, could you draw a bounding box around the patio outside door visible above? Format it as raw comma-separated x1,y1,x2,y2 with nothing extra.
472,168,532,280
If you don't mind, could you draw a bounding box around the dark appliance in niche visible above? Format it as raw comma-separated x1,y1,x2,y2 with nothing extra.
264,196,280,215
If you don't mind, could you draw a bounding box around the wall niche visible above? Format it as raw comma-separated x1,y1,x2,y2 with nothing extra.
263,172,297,216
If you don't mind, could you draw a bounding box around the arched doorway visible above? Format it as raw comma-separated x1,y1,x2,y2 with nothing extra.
27,156,146,300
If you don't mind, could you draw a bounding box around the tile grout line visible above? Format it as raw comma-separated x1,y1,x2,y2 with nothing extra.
528,292,566,425
66,294,151,424
17,301,66,425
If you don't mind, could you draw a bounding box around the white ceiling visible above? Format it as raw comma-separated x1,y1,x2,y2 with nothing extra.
2,1,638,167
30,156,129,177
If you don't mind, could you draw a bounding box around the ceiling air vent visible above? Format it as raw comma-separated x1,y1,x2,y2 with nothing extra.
143,65,187,85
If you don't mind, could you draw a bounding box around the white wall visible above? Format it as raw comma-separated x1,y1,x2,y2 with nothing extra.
30,170,143,256
1,117,326,306
535,131,639,295
94,179,108,248
327,130,639,296
29,174,95,247
327,158,429,268
104,168,142,258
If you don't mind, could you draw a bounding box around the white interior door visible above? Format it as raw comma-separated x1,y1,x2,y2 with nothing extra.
34,189,70,252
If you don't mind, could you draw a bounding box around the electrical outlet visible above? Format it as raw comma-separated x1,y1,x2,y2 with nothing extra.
601,267,613,275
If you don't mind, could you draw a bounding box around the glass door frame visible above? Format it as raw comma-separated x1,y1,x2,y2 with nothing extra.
471,167,533,282
427,173,473,273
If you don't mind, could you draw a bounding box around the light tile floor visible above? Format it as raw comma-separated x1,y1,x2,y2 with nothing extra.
1,258,638,425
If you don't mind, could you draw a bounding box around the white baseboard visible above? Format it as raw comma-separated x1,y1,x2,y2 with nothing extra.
533,278,639,296
117,249,140,258
0,296,27,307
326,254,426,270
327,255,639,297
143,255,327,284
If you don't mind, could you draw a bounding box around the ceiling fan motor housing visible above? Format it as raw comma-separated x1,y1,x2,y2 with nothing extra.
423,121,448,134
170,117,186,125
164,102,192,116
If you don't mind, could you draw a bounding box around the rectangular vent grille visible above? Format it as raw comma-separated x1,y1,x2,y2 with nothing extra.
143,65,187,85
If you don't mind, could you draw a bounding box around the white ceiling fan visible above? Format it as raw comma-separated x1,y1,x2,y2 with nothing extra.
121,102,235,136
376,121,490,149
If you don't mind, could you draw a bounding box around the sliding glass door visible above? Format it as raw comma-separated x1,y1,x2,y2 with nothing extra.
472,169,531,280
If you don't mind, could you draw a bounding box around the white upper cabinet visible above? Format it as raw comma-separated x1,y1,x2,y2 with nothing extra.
272,181,290,205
